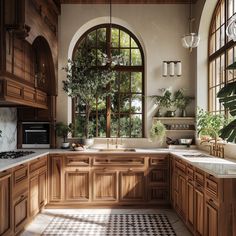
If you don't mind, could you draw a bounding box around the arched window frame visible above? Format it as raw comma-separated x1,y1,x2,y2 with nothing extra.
72,24,145,138
208,0,236,115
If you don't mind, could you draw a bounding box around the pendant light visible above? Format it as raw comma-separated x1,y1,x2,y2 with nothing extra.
102,0,123,66
226,15,236,41
181,0,200,52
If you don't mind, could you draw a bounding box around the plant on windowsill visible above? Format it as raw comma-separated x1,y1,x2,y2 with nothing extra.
150,120,166,144
150,90,176,117
174,89,194,117
62,41,117,146
55,122,73,149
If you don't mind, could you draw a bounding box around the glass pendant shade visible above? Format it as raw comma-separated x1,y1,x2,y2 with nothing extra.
182,33,200,50
226,16,236,41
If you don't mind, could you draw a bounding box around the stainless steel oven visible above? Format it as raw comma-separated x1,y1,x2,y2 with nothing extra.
22,122,50,148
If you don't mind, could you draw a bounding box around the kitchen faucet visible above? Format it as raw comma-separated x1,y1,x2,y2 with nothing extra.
199,128,225,158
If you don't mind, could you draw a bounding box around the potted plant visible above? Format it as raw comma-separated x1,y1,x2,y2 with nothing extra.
150,120,166,144
150,90,176,117
62,41,116,146
174,89,194,117
55,122,73,149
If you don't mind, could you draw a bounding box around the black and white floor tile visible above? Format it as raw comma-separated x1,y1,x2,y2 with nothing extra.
21,209,191,236
42,213,176,236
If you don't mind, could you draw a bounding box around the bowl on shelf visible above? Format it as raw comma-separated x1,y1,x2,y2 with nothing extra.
178,139,193,145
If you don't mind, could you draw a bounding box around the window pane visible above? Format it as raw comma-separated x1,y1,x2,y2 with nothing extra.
131,114,142,138
97,28,106,48
131,38,138,48
111,28,119,47
131,94,142,113
87,30,96,46
131,72,142,93
131,49,142,65
209,34,216,55
216,29,220,51
120,115,130,137
216,11,221,29
220,25,225,47
228,0,233,18
111,115,119,137
120,94,130,113
97,114,106,137
111,93,119,113
120,49,130,66
216,57,221,85
120,72,130,93
75,115,86,137
221,1,225,24
120,30,130,47
97,48,106,66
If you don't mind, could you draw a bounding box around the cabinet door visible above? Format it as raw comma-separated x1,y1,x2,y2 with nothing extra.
29,175,39,217
65,171,89,201
39,170,47,209
93,171,117,201
149,168,168,186
205,202,218,236
195,189,204,236
186,181,194,231
178,174,186,219
14,193,28,234
0,174,12,236
50,155,63,201
120,171,145,201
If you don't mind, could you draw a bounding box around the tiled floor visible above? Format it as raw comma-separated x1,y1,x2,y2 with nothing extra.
21,209,192,236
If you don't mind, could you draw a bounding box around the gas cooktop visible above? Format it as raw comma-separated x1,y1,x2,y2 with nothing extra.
0,151,35,159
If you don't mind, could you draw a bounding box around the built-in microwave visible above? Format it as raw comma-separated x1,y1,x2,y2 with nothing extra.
22,122,50,148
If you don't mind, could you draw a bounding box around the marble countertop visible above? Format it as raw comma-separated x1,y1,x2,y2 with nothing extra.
1,148,236,178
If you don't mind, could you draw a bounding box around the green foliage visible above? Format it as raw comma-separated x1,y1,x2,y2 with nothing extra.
56,122,73,143
150,90,175,110
62,41,117,138
217,81,236,142
174,89,194,110
196,108,228,138
150,121,166,143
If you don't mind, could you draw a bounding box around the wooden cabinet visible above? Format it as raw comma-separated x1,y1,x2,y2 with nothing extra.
195,188,204,236
205,200,218,236
186,181,194,230
178,174,186,219
0,171,12,236
93,170,117,202
29,155,48,218
49,155,62,201
120,170,145,201
65,170,90,201
13,191,28,234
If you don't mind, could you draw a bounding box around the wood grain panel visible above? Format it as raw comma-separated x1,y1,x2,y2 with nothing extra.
60,0,198,3
39,170,47,208
65,171,89,201
29,175,39,217
120,171,145,201
148,187,169,203
195,188,204,236
93,171,117,201
186,181,194,230
149,169,168,185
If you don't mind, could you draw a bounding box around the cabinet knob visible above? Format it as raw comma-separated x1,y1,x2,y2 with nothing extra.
128,168,133,172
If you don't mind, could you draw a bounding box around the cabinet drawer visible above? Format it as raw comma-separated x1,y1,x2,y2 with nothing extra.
29,156,47,174
93,156,145,166
65,155,90,166
195,169,204,187
186,165,194,180
150,155,168,167
206,176,219,201
175,160,186,173
13,164,28,185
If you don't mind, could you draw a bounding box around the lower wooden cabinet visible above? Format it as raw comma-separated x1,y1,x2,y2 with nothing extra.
0,172,12,236
13,192,28,235
177,173,186,219
195,188,204,236
93,170,117,202
29,175,39,217
119,170,146,201
186,181,194,231
39,170,47,208
205,201,218,236
65,171,90,201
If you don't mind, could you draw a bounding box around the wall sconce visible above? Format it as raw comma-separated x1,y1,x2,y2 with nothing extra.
162,61,182,77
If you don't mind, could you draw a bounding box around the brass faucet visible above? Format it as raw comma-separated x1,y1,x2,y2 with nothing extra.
199,128,225,158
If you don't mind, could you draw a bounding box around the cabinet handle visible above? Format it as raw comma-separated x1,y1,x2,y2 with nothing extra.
20,194,25,199
209,198,214,203
128,168,133,172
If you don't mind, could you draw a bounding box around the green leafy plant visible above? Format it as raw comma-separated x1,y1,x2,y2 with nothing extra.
150,120,166,143
217,80,236,142
174,89,194,110
62,41,117,138
196,108,228,138
56,122,73,143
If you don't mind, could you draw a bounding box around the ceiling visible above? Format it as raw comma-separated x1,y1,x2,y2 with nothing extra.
59,0,198,4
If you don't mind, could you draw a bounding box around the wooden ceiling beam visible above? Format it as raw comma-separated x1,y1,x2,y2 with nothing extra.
59,0,198,4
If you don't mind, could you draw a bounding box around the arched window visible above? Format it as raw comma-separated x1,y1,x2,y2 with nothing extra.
72,24,144,138
209,0,236,114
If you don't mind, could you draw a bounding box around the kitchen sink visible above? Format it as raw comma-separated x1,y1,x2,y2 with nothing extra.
98,148,136,152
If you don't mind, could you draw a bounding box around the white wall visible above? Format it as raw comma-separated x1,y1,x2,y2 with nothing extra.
58,4,195,140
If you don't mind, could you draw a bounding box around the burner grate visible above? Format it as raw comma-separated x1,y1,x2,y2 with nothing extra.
0,151,35,159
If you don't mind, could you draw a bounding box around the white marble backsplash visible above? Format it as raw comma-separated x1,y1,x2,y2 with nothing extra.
0,108,17,152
